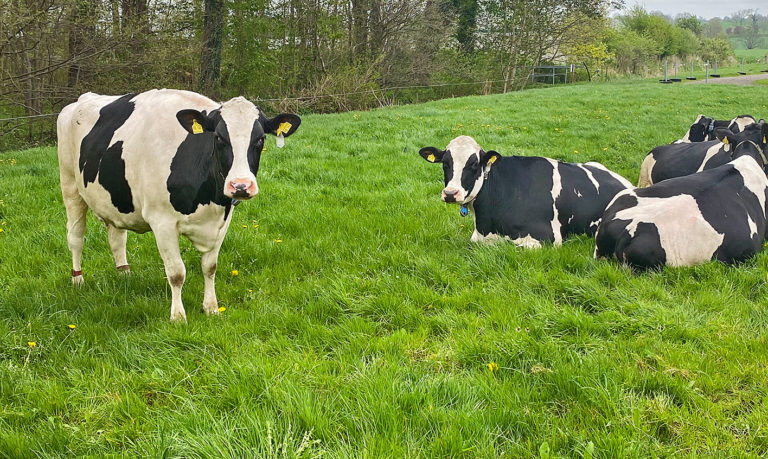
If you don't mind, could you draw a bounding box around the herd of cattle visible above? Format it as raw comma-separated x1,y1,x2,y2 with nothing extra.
56,89,767,320
420,113,768,268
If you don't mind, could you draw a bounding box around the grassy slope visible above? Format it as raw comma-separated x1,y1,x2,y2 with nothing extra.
2,81,768,457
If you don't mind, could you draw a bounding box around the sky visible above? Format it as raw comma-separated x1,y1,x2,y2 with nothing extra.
624,1,763,19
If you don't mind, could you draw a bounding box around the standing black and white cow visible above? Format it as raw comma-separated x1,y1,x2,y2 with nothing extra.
57,89,301,321
595,122,768,268
638,120,767,187
675,114,756,143
419,136,633,248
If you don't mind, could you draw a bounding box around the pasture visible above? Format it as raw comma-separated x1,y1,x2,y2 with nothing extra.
2,80,768,457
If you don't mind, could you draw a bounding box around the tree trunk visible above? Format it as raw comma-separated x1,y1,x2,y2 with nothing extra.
200,0,224,98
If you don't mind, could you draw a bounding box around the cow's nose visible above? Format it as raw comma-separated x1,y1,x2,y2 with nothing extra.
442,188,460,202
228,179,257,199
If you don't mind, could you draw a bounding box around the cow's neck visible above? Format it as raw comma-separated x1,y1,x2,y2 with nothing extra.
469,163,501,235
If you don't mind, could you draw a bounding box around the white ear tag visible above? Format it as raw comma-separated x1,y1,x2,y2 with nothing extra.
276,134,285,148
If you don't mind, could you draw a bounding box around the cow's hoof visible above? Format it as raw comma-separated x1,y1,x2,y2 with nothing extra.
116,264,131,274
170,310,187,322
71,275,84,286
203,302,219,315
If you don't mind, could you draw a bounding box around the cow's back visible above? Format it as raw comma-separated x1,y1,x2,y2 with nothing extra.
647,140,727,184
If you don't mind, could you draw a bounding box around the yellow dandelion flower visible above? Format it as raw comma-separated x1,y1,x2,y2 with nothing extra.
274,239,283,243
0,228,4,233
603,148,608,151
574,150,579,154
487,362,499,372
218,306,226,312
28,341,37,348
68,324,76,330
231,270,238,276
241,224,248,228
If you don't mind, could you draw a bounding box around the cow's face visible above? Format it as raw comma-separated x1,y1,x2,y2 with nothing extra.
419,136,500,204
176,97,300,200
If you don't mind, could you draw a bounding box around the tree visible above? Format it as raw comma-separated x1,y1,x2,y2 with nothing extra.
200,0,224,98
745,11,760,49
676,14,702,36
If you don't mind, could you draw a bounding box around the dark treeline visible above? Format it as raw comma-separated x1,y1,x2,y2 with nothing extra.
0,1,762,150
1,0,622,149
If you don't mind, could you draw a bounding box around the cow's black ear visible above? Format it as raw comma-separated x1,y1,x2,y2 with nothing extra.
177,109,214,135
480,150,501,167
419,147,444,163
263,113,301,137
714,128,733,146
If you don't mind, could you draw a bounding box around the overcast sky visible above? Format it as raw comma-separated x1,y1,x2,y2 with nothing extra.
622,1,763,19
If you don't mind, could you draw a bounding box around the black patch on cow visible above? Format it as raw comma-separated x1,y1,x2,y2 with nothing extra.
648,140,728,184
167,113,234,219
472,157,557,242
248,118,266,176
442,153,454,186
78,93,137,213
460,154,481,193
596,195,667,270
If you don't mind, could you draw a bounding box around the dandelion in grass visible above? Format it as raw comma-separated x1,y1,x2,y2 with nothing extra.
242,224,248,228
574,150,579,154
231,270,239,276
487,362,499,372
28,341,37,348
68,324,76,330
274,239,283,243
218,306,226,312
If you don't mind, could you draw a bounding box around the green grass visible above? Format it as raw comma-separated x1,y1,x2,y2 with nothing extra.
734,48,768,62
2,80,768,457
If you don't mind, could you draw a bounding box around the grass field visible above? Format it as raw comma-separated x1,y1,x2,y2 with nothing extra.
2,80,768,457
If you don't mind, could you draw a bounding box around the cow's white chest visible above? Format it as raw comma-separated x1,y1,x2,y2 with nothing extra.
616,195,724,267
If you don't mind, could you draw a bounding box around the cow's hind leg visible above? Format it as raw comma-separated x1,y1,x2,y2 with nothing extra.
62,186,88,285
153,226,187,322
201,248,221,315
106,223,130,273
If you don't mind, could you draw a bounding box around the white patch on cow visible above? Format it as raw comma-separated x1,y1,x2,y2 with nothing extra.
546,159,563,245
731,155,768,217
580,163,601,192
219,97,262,195
585,161,634,190
470,229,543,248
614,195,724,267
696,143,725,172
730,115,756,133
637,155,656,188
748,214,758,238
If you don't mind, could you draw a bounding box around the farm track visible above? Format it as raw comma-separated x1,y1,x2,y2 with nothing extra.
690,72,768,86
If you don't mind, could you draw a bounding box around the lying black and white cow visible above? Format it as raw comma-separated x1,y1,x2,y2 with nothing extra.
638,120,767,187
596,122,768,268
57,89,300,321
675,114,755,143
419,136,633,247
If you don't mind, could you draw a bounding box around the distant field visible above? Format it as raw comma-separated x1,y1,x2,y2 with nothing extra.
734,48,768,62
2,81,768,456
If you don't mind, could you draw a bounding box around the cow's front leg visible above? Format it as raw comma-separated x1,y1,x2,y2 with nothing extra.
153,226,187,322
201,248,221,315
106,223,130,273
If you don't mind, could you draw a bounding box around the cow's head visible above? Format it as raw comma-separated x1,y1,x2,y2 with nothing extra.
419,136,501,204
684,114,714,142
715,120,768,166
176,97,300,200
729,114,756,133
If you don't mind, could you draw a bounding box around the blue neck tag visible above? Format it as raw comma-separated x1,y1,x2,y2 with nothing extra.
460,205,469,217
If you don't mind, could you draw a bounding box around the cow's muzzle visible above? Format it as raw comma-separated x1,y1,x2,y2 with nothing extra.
441,188,462,203
227,179,257,199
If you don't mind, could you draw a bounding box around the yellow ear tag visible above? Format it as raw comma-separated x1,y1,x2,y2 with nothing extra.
191,119,203,134
276,122,292,136
427,154,436,162
488,155,497,165
764,136,766,143
723,136,729,145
